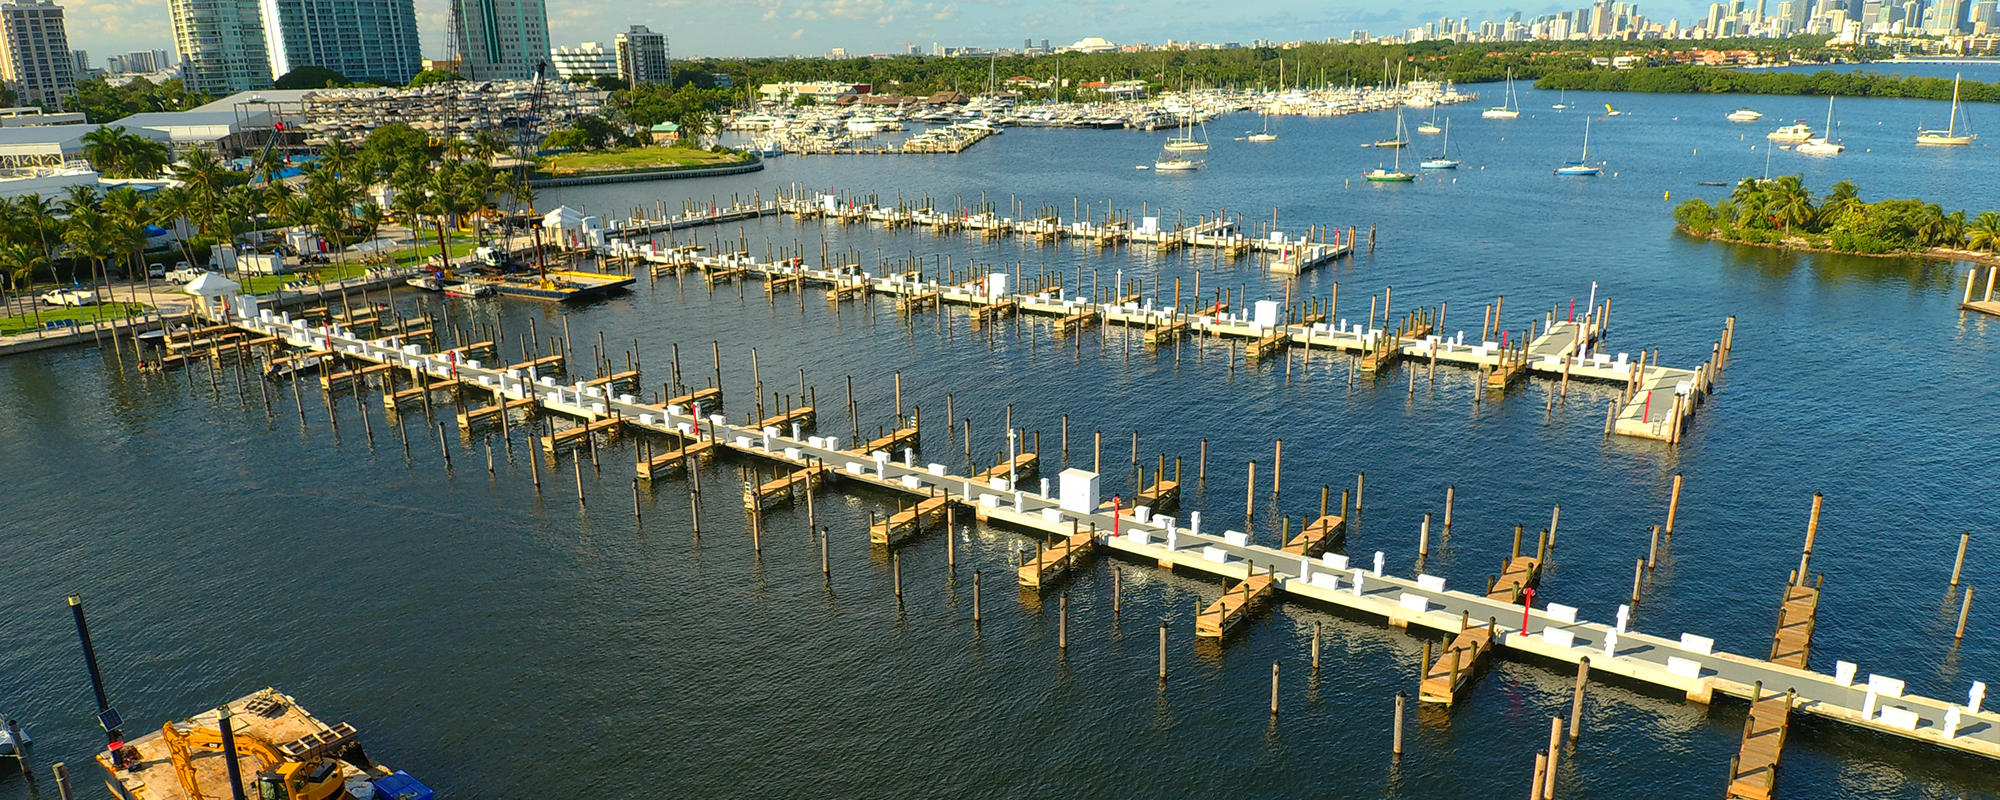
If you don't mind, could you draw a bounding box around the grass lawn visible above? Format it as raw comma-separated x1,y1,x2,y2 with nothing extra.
540,146,749,176
239,262,373,295
0,301,151,336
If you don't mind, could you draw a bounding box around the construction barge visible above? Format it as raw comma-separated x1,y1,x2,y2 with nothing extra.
96,687,431,800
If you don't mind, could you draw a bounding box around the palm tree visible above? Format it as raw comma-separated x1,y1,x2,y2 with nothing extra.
0,242,47,330
1965,211,2000,254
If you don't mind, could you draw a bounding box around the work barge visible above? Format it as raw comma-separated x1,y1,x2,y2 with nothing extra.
189,304,1999,797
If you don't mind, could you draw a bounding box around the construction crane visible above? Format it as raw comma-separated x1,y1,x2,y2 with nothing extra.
514,60,552,281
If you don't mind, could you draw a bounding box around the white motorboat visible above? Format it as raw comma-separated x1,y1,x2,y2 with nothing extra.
444,282,495,298
1727,108,1764,122
1767,121,1814,143
407,275,444,291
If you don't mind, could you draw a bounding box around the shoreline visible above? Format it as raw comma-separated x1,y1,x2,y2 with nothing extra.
1675,225,2000,268
529,158,764,188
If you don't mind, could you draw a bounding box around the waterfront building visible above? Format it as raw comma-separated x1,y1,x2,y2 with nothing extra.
453,0,549,81
259,0,422,85
169,0,272,93
0,0,76,109
550,42,615,81
615,24,668,84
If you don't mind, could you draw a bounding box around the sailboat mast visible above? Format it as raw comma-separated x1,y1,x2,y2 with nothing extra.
1950,74,1961,135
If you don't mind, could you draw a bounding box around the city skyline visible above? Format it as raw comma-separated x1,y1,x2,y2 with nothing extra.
57,1,1782,68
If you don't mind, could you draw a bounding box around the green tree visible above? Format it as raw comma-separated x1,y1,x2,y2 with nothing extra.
1965,211,2000,254
275,66,349,89
80,125,171,179
409,69,465,88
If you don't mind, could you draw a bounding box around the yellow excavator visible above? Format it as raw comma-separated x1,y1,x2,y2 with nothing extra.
160,720,347,800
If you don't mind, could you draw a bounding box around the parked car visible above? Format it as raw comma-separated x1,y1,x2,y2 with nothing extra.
165,266,205,283
147,263,166,279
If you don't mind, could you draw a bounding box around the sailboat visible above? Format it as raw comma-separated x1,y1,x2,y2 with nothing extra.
1602,104,1623,117
1552,89,1568,110
1367,114,1417,182
1483,71,1521,119
1417,108,1442,135
1555,117,1602,176
1247,108,1276,142
1918,73,1976,146
1796,96,1844,155
1376,108,1408,148
1421,118,1460,169
1164,110,1209,152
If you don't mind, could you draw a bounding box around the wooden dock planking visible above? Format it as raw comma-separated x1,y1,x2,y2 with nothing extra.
1726,689,1795,800
507,354,565,374
384,378,462,409
457,394,539,429
1136,477,1180,513
1053,308,1100,335
1246,329,1289,360
1488,556,1542,603
1196,573,1278,639
637,438,717,479
743,465,827,511
859,426,920,456
1418,624,1497,704
975,452,1038,486
1769,583,1821,670
1283,514,1347,557
319,361,390,388
669,386,722,410
540,415,623,453
1019,530,1098,589
869,495,951,545
897,291,941,314
1144,318,1188,348
969,300,1018,329
585,370,641,391
758,405,817,432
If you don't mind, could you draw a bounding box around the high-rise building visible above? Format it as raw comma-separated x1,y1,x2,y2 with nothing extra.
454,0,549,81
549,41,614,81
0,0,77,109
170,0,272,93
614,24,667,84
258,0,422,85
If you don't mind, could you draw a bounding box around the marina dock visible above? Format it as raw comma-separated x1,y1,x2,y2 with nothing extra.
210,308,1998,778
633,248,1724,443
1963,265,2000,318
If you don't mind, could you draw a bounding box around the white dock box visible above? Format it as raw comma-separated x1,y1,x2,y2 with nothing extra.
1253,300,1281,328
1059,468,1099,514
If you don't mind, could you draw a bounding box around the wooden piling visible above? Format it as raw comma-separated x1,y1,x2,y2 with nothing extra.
1158,621,1168,680
1270,662,1280,717
1666,473,1684,536
1952,532,1971,587
972,570,982,623
1355,472,1365,514
1444,485,1454,528
1312,621,1322,670
1957,586,1974,640
1393,692,1406,757
1544,717,1561,798
1059,593,1069,649
1272,438,1282,499
1569,657,1589,740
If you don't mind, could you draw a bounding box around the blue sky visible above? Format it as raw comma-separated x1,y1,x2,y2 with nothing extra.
75,0,1722,66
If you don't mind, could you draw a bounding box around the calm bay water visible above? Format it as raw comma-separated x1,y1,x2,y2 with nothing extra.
3,83,1998,799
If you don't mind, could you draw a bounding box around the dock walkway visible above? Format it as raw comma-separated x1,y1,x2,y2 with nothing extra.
227,309,1994,767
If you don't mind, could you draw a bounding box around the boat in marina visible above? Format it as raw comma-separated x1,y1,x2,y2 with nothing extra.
407,275,444,291
1,718,28,757
1154,152,1202,171
1372,109,1410,148
1796,97,1845,155
264,354,325,381
1246,110,1276,142
1602,104,1623,117
445,282,495,298
1366,114,1416,182
1164,111,1210,151
1483,71,1521,119
1767,120,1814,143
1420,118,1460,169
1727,108,1764,122
1918,74,1976,146
1555,118,1603,176
1552,89,1569,111
1417,108,1442,134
